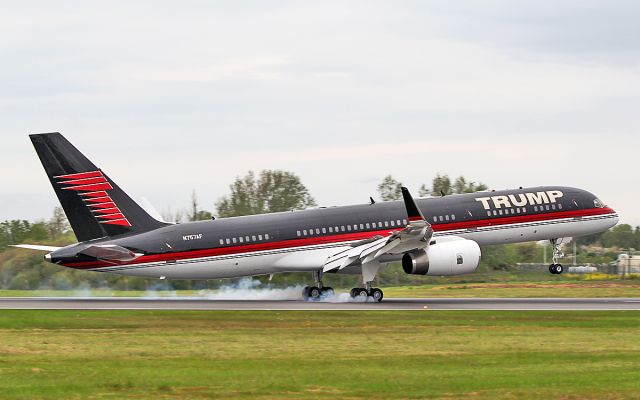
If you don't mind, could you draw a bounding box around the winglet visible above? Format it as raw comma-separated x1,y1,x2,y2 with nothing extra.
401,187,426,222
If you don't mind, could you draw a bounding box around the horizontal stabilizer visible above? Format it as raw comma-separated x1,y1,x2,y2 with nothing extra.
11,244,62,252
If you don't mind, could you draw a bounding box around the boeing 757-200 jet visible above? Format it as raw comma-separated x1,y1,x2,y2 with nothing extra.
14,133,619,302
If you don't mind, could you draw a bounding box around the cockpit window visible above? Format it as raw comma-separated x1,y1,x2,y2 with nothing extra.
593,198,605,208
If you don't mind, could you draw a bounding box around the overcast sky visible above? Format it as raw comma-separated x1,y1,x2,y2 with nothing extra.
1,1,639,226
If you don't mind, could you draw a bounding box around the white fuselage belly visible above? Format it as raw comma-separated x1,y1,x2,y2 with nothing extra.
87,212,618,279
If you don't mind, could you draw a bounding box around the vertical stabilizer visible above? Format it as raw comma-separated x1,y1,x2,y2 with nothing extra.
30,133,168,241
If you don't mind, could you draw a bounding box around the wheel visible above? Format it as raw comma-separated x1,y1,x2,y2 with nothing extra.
355,288,368,300
549,264,557,274
320,287,334,296
308,286,321,300
555,264,564,274
349,288,360,298
302,285,310,299
370,288,384,302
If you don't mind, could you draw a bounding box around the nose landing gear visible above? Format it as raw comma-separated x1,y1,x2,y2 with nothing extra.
548,238,565,274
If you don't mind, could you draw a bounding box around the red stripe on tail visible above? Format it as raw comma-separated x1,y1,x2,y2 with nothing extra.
54,171,103,180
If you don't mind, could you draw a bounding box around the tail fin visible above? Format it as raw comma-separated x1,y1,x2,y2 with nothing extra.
30,132,168,242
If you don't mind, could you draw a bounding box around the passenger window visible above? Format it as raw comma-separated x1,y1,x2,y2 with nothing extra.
385,221,389,227
245,236,250,242
445,215,450,221
487,211,492,217
297,230,301,237
303,230,307,236
328,227,333,233
546,205,550,211
492,210,497,216
232,238,237,243
403,219,407,225
558,204,563,210
451,215,456,221
226,238,231,244
315,228,320,234
265,234,270,240
322,228,326,234
258,234,263,240
219,239,224,245
396,220,401,226
341,226,345,231
533,206,538,212
252,235,256,241
347,225,352,231
239,237,244,243
365,223,370,229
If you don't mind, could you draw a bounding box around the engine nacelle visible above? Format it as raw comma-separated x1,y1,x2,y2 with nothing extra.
402,238,481,276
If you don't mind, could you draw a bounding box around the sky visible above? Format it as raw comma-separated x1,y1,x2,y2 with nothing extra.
1,1,639,226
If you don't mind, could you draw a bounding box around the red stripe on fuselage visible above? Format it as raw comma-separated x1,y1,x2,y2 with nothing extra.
63,207,616,269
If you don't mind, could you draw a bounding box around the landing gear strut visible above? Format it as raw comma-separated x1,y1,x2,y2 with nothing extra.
303,270,334,300
549,238,564,275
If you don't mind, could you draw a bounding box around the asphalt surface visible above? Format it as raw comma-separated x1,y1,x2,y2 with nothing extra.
1,297,639,310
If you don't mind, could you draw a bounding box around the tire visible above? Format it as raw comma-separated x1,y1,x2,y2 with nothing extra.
350,288,360,298
555,264,563,274
302,286,310,299
356,288,369,300
549,264,557,274
308,286,321,300
370,288,384,302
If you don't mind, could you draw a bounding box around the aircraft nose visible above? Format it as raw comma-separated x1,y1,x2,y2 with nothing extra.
607,207,620,227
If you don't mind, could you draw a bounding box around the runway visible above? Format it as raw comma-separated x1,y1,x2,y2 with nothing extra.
1,297,639,310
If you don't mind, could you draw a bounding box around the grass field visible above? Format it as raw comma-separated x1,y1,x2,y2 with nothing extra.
1,280,639,298
0,310,639,399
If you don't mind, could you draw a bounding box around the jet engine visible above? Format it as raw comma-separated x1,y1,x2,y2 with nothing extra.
402,237,481,276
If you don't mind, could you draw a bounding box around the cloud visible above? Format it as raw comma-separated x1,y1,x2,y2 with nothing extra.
0,1,638,226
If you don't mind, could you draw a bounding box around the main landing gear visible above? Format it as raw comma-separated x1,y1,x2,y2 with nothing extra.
349,284,384,302
349,260,385,302
303,270,334,301
549,238,565,275
302,270,385,302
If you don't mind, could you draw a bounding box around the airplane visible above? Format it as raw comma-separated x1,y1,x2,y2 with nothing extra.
13,133,619,302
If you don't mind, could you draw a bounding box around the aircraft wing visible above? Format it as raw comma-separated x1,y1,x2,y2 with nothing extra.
323,187,433,272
